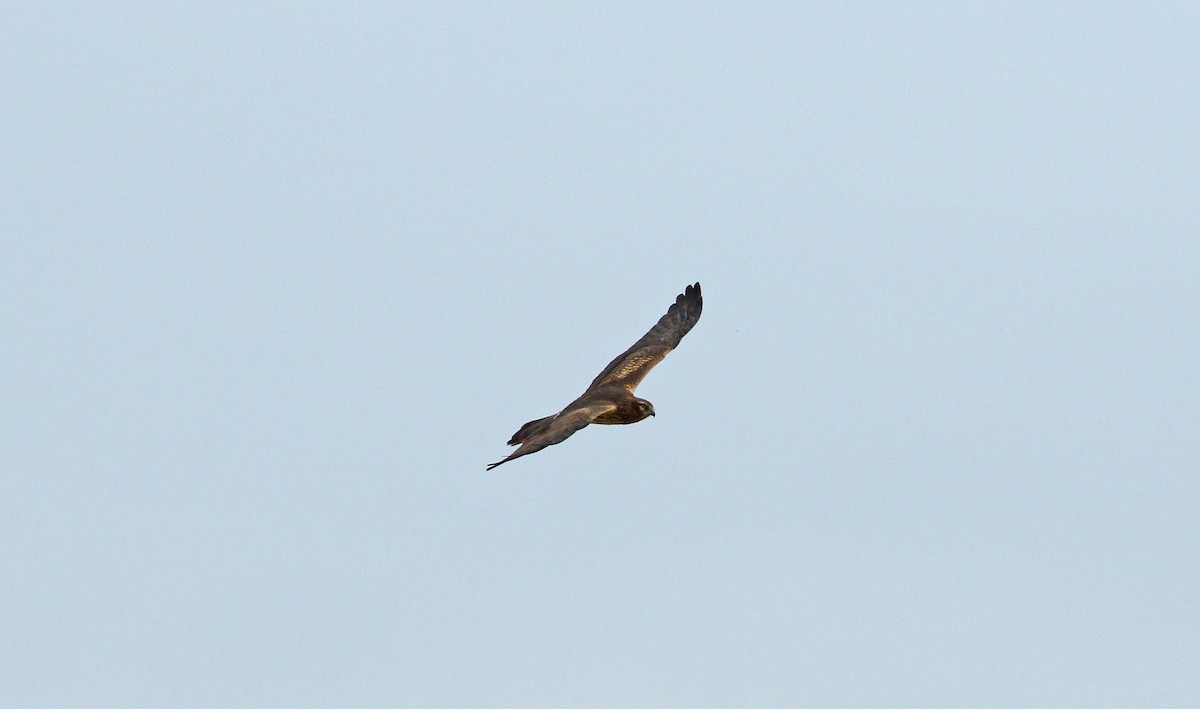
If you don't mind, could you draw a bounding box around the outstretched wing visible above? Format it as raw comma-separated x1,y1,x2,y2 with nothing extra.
586,282,702,393
486,401,618,470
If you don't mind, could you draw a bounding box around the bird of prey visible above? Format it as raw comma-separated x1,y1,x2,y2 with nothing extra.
487,282,703,470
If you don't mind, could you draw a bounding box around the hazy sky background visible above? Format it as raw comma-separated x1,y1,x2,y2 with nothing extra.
4,3,1198,707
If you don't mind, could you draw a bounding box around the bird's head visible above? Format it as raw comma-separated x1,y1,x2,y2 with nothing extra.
635,398,656,420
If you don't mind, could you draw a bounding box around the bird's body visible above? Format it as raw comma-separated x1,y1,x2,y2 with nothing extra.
488,283,702,470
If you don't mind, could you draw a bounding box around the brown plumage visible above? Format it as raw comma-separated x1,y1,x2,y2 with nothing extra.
487,282,703,470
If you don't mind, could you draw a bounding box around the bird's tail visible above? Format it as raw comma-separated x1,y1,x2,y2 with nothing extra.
507,414,556,446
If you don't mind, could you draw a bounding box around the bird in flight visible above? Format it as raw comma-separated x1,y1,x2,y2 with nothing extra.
488,282,703,470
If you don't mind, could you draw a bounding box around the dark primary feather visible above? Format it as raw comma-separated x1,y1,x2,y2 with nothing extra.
587,282,702,392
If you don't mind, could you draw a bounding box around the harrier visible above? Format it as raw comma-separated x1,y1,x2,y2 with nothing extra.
487,282,703,470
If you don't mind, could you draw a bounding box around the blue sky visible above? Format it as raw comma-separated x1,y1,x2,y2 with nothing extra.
4,3,1198,706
